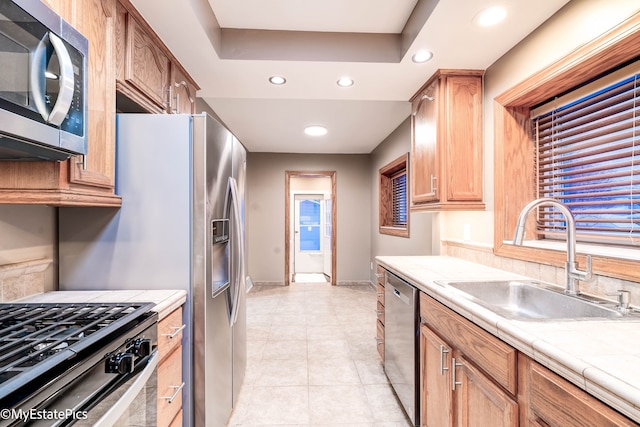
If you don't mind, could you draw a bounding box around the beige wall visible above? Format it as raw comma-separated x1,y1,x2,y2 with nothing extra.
440,0,640,246
369,117,434,281
246,152,371,284
0,205,56,296
439,0,640,300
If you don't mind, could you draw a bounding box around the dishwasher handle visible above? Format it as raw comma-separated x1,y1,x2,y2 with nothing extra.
390,286,411,305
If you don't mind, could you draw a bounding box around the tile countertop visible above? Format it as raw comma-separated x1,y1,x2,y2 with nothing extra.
16,290,187,320
376,255,640,424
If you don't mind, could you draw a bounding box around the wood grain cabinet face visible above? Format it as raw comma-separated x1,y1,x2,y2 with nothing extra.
376,265,386,360
125,16,170,109
0,0,120,207
157,307,185,427
522,357,639,427
170,65,197,114
410,70,485,211
420,324,453,427
115,0,199,114
419,292,517,427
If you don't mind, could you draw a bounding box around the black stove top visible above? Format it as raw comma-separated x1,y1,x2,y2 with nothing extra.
0,302,156,413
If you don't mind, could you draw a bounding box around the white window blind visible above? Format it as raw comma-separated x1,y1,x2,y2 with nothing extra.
392,171,407,228
532,71,640,246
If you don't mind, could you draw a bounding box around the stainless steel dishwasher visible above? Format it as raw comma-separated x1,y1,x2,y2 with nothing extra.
384,271,419,426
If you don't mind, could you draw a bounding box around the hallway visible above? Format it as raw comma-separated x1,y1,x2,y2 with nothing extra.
228,282,412,426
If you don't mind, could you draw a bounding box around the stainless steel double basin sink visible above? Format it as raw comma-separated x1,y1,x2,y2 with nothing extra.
434,279,639,321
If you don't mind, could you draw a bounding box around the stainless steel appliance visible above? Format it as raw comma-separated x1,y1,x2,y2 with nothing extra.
0,0,87,161
384,271,419,426
0,302,158,426
58,113,248,426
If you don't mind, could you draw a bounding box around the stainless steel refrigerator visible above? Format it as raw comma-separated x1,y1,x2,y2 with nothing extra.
58,113,247,427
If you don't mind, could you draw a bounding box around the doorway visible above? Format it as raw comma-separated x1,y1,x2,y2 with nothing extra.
285,171,336,286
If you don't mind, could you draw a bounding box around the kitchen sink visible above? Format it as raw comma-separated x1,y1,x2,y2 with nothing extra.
434,280,639,321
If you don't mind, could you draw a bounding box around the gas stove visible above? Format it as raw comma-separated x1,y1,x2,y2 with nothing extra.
0,302,157,426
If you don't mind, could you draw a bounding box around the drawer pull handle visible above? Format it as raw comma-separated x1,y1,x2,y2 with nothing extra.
161,324,186,339
377,292,384,297
374,337,384,344
375,273,384,279
451,357,463,391
439,345,449,375
161,382,185,403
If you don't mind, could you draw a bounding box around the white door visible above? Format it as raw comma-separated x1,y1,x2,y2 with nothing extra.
294,195,324,273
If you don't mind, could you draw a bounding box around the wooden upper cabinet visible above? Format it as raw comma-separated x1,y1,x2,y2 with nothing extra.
410,69,485,211
0,0,120,207
116,0,199,114
126,16,170,109
170,65,197,114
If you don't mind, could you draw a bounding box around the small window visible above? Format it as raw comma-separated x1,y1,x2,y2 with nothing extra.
531,63,640,247
379,153,409,237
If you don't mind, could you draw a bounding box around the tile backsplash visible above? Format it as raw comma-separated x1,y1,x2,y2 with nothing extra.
0,259,51,301
442,240,639,307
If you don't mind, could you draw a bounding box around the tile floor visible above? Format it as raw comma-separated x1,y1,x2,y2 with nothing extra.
227,282,412,426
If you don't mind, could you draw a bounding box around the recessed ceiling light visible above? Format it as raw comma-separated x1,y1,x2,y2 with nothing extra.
304,126,328,136
269,76,286,85
475,6,507,27
411,50,433,63
337,77,354,87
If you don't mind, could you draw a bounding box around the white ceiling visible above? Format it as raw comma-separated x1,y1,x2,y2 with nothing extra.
129,0,570,153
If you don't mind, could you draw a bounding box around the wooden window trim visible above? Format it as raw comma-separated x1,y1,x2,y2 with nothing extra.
380,153,410,237
494,10,640,282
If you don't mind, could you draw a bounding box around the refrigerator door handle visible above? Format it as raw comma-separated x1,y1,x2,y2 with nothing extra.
227,176,244,327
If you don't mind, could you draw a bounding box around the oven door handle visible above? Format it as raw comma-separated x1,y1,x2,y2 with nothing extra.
93,350,159,427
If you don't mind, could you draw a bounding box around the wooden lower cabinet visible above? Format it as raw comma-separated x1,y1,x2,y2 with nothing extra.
376,265,386,360
455,352,518,427
420,324,452,427
419,290,639,427
157,306,185,427
419,292,518,426
519,354,639,427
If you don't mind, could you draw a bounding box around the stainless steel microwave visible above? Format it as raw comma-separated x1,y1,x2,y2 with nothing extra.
0,0,87,161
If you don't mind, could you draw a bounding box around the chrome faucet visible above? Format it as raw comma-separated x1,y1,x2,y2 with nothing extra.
513,198,593,295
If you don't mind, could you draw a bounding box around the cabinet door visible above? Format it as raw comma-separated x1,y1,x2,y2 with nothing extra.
420,324,453,427
170,65,197,114
453,352,518,427
66,0,117,193
528,360,639,427
125,15,170,109
411,80,439,204
443,74,483,202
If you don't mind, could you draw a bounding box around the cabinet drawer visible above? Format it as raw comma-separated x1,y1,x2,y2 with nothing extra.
376,319,384,360
376,300,385,324
158,345,183,427
377,283,385,305
158,307,184,362
420,292,517,395
529,361,638,427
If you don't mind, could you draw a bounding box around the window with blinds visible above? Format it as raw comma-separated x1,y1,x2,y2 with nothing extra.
391,171,408,227
379,153,409,237
532,67,640,247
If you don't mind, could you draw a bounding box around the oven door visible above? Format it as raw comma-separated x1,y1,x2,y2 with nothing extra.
82,351,158,427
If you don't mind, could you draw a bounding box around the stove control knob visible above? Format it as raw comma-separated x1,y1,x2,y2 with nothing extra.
105,353,134,374
133,338,152,357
